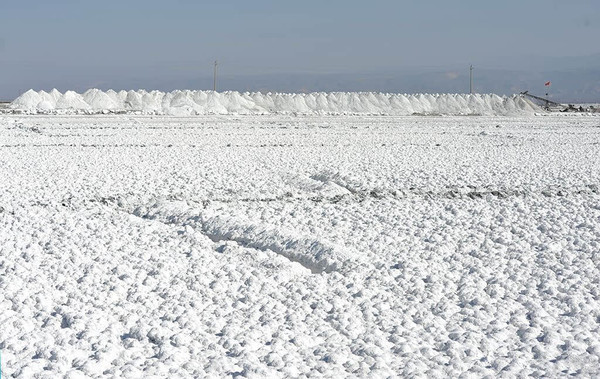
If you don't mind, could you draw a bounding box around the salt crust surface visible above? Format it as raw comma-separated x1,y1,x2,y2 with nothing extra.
1,113,600,377
9,89,540,116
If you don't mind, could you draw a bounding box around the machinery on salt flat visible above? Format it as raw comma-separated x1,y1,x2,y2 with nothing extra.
520,91,598,113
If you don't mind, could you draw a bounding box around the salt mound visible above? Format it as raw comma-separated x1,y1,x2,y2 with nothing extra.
11,90,42,110
83,89,118,110
38,90,57,108
37,101,55,111
49,89,63,102
9,89,542,116
55,91,91,110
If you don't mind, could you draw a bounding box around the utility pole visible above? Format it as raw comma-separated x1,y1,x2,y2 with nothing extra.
469,65,474,94
213,60,218,92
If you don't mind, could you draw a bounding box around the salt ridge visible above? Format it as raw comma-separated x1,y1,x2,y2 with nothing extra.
10,89,541,115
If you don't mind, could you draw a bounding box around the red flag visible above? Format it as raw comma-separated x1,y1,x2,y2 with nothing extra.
545,81,551,86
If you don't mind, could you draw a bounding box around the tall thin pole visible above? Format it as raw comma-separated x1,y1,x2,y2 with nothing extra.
469,65,473,94
213,60,218,92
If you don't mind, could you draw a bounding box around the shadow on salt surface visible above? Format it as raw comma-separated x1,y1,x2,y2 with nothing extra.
200,215,348,274
117,199,352,274
308,171,367,195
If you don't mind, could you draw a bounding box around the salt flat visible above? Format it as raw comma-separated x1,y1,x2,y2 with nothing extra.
1,113,600,377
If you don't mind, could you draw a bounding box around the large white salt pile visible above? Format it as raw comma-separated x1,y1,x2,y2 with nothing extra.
55,91,91,110
9,89,542,115
10,89,42,110
83,89,119,110
38,90,57,107
49,88,62,103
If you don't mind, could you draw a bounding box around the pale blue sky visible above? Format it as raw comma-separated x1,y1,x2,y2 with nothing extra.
1,0,599,100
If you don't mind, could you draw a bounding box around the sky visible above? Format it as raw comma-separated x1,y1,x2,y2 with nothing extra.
1,0,599,101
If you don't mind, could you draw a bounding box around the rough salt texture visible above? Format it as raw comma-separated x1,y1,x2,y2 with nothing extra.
1,113,600,377
9,89,541,116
